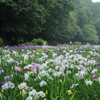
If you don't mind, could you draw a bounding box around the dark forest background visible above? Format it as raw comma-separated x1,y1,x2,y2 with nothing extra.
0,0,100,45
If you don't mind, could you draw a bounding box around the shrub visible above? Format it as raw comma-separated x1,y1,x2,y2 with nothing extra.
0,38,3,46
37,38,44,45
73,41,82,45
32,38,45,46
32,38,37,45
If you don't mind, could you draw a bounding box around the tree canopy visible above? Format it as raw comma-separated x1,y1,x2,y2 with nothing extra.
0,0,100,45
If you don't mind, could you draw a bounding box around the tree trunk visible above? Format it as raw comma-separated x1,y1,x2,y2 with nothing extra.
0,6,6,42
2,12,6,42
14,33,18,45
1,3,6,42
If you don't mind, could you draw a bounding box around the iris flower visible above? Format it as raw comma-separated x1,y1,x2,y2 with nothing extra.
70,83,79,89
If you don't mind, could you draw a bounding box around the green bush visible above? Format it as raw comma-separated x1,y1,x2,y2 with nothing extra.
73,41,82,45
32,38,44,46
24,42,34,45
37,38,44,45
0,38,3,46
32,38,37,45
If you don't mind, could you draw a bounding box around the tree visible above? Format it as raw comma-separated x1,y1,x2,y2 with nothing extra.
38,0,74,44
71,0,99,44
0,0,5,3
82,24,99,43
0,0,55,45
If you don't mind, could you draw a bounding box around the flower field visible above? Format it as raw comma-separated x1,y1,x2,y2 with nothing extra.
0,45,100,100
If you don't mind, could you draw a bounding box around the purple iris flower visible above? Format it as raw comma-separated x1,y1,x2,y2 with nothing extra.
97,63,100,67
1,70,4,73
60,50,63,52
44,51,49,54
4,76,10,80
70,83,79,89
28,86,33,90
87,55,90,58
5,81,11,83
58,53,62,55
41,80,43,82
12,60,19,64
0,68,3,70
0,82,4,86
15,46,18,48
0,68,4,74
95,50,97,53
6,65,9,67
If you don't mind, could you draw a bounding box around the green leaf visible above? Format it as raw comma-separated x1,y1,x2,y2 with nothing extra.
0,92,6,99
70,91,76,100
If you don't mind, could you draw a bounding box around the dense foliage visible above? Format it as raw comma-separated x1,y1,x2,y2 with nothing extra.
0,0,100,45
71,0,100,44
